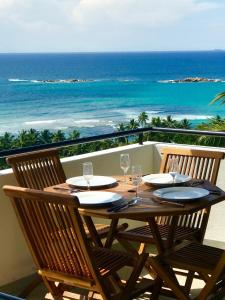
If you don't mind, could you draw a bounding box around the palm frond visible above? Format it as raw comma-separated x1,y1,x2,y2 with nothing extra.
210,91,225,105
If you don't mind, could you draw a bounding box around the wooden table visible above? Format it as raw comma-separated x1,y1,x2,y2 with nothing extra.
45,178,225,299
45,178,225,252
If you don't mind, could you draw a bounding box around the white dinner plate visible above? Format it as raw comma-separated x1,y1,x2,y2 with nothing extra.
153,187,209,202
72,191,122,206
66,175,117,188
142,173,191,187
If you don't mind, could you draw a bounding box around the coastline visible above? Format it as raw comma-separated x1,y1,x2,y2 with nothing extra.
0,114,213,137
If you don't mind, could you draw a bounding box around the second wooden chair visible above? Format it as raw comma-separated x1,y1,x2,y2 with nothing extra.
117,147,224,247
4,185,152,300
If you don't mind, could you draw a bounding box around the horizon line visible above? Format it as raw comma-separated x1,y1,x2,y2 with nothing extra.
0,49,225,55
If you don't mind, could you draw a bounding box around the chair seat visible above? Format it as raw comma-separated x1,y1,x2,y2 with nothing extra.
164,242,224,274
117,224,199,243
85,222,128,240
93,247,134,276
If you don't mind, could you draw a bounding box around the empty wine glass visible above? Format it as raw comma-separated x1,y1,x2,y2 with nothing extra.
120,153,130,183
83,162,93,190
168,157,179,184
131,165,142,201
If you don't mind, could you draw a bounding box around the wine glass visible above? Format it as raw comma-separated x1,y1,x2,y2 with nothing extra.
168,157,179,184
83,162,93,190
120,153,130,183
131,165,142,201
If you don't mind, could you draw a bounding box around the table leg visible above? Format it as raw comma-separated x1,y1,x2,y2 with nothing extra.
147,218,165,254
147,216,181,299
104,218,119,248
83,216,103,247
166,216,179,249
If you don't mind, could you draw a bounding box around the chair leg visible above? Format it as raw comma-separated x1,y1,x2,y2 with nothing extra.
150,276,163,300
150,257,190,300
184,270,195,294
18,274,42,298
42,277,64,298
122,253,149,299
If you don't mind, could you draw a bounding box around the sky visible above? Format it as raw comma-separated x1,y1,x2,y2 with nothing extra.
0,0,225,52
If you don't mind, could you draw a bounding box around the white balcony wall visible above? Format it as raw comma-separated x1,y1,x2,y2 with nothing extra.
0,141,224,286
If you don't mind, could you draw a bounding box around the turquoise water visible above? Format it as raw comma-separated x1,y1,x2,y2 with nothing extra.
0,52,225,136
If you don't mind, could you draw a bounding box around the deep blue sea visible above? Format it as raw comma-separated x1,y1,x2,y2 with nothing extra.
0,51,225,136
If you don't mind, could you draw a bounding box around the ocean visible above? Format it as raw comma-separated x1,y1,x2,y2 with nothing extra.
0,51,225,137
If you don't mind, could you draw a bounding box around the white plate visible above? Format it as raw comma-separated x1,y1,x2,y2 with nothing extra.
153,187,209,202
72,191,122,206
66,176,117,188
143,173,191,186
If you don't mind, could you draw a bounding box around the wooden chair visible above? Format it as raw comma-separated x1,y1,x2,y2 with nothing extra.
6,148,67,189
117,147,224,247
7,148,128,242
6,149,128,297
3,186,152,300
117,147,224,289
150,241,225,300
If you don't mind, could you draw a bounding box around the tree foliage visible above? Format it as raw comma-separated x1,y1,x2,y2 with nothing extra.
0,112,224,170
210,91,225,106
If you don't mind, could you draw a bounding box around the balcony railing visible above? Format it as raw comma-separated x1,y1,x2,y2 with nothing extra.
0,126,225,158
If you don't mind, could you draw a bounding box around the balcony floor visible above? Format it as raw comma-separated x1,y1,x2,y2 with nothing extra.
1,240,223,299
1,273,205,300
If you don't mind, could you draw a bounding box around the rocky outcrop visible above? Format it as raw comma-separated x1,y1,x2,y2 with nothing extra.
38,78,91,83
160,77,222,83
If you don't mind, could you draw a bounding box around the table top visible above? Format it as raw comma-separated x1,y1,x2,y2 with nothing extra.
45,176,225,221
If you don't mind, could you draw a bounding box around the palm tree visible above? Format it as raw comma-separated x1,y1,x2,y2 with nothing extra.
138,112,149,127
52,130,66,143
163,115,178,128
196,116,225,147
27,128,40,145
117,123,126,132
116,123,128,144
15,130,29,147
39,129,53,144
151,116,162,127
210,91,225,105
179,118,191,129
69,130,80,140
127,118,139,130
0,132,14,150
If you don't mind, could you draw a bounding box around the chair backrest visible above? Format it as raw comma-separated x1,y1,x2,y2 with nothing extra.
6,149,66,189
3,185,97,282
160,147,224,184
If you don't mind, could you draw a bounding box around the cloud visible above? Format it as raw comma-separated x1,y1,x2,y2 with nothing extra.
0,0,15,10
71,0,218,30
0,0,223,52
0,0,217,31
